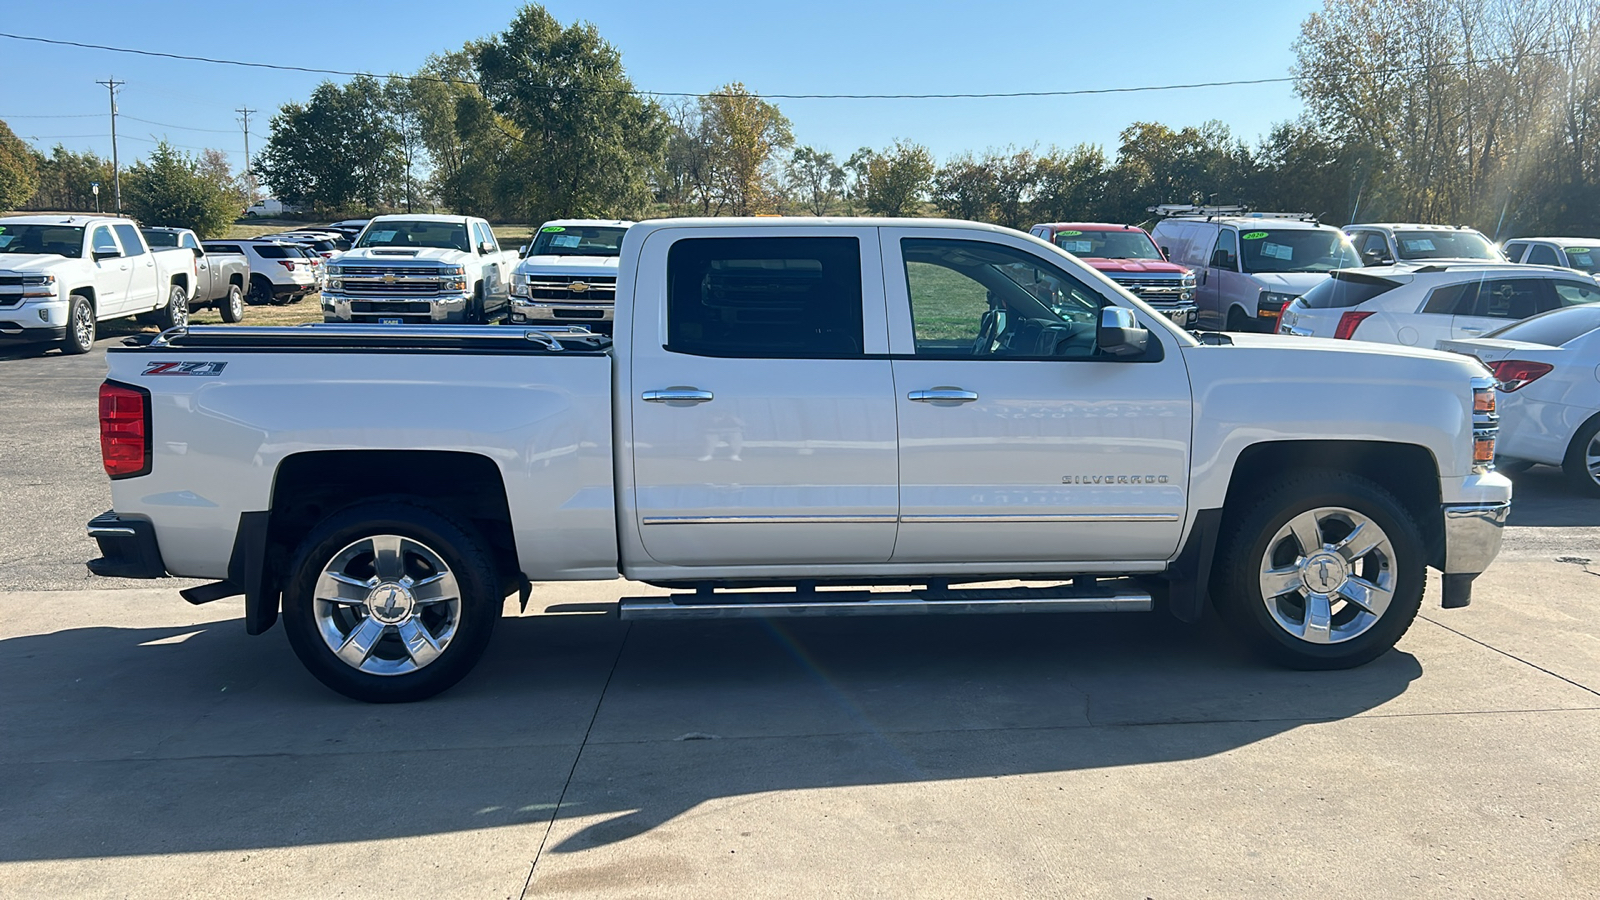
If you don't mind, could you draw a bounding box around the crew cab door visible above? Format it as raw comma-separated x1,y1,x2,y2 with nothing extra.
880,227,1192,564
88,225,133,315
471,220,510,315
112,223,159,311
628,226,899,566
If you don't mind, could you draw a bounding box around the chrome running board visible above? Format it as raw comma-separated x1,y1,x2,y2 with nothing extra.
617,580,1152,620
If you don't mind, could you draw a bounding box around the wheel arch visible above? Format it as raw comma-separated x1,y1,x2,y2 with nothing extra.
246,450,519,634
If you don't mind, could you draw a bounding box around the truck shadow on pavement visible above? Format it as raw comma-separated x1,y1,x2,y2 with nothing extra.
0,608,1422,861
1504,466,1600,528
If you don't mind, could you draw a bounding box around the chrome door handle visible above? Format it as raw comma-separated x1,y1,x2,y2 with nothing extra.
642,388,714,404
908,388,979,403
1460,327,1486,335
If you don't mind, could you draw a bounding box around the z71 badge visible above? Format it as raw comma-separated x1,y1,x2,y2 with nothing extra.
142,361,228,377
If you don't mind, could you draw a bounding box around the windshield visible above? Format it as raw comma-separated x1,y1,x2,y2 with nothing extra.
1052,229,1162,261
143,230,180,248
1561,246,1599,273
1394,230,1500,261
0,224,85,257
1239,229,1359,274
529,225,628,257
356,221,472,252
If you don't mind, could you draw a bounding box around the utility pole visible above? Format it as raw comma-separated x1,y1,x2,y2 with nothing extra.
235,105,257,201
96,77,125,213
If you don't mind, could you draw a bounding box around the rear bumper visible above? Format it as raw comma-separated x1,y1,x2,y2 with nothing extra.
86,511,167,579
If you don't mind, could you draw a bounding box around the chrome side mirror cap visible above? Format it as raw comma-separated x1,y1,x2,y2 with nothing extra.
1098,306,1150,357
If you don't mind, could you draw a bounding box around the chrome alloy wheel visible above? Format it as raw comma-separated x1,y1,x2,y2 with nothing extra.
73,301,94,348
313,534,461,676
1585,433,1600,487
1258,506,1396,644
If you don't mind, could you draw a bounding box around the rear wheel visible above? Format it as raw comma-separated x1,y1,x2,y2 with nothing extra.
61,294,95,355
1211,471,1425,669
219,283,245,323
281,502,501,702
1562,416,1600,498
246,276,274,306
156,284,189,330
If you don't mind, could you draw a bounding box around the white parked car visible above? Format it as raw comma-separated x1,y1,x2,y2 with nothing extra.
1500,237,1600,279
206,239,318,305
1343,223,1504,267
1279,263,1600,346
1439,305,1600,495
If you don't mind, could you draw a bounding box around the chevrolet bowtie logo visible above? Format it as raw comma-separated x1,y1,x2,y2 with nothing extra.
567,282,589,293
382,273,396,284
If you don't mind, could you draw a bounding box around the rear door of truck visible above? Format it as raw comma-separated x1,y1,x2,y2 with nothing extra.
627,226,900,566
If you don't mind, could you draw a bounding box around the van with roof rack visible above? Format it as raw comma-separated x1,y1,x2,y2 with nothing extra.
1150,210,1360,332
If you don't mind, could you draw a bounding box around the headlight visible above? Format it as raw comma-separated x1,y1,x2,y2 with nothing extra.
1180,271,1197,288
22,274,58,298
324,266,343,277
1258,291,1298,318
326,278,343,291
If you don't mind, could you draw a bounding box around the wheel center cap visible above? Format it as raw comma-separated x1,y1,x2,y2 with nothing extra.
1301,552,1348,595
367,582,415,624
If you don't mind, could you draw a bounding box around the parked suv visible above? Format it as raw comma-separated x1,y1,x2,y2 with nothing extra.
1150,211,1359,332
1343,223,1504,266
207,239,317,305
1500,238,1600,277
1028,223,1197,327
1278,263,1600,345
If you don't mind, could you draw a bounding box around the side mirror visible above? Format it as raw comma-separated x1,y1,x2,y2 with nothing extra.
93,249,119,262
1158,245,1171,260
1362,250,1391,265
478,241,495,255
1210,249,1235,270
1097,306,1150,357
518,244,529,258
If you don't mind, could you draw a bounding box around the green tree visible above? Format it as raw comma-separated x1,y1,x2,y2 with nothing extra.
122,141,239,237
699,83,792,215
27,146,114,212
0,119,39,213
1030,145,1110,223
860,140,934,217
471,4,667,222
259,75,404,213
785,146,846,216
933,152,996,222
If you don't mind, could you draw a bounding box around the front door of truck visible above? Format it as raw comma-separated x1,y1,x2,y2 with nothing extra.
89,226,133,315
628,227,900,567
880,227,1192,565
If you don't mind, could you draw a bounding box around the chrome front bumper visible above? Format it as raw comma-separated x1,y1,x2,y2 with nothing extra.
510,299,615,325
322,292,471,324
1438,500,1511,608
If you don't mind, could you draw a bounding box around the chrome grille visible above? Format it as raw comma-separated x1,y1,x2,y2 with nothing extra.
340,266,447,278
528,275,617,302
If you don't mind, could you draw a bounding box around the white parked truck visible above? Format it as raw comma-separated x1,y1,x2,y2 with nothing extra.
87,218,1512,702
0,215,199,354
321,214,516,325
510,219,633,335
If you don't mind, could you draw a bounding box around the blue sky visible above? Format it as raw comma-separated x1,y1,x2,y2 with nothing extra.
2,0,1323,175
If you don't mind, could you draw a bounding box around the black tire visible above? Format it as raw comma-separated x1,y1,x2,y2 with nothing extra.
1226,306,1256,333
246,276,274,306
281,501,501,703
468,283,486,325
61,293,95,355
1561,415,1600,498
1211,471,1425,670
156,284,189,330
220,283,245,323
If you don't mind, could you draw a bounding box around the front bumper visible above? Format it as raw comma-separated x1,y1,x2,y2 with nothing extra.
1437,497,1511,609
86,511,167,579
322,292,471,324
0,322,67,345
510,299,615,325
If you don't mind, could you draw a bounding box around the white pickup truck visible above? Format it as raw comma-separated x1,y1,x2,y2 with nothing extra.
510,219,633,335
321,214,516,325
86,218,1512,702
0,215,198,354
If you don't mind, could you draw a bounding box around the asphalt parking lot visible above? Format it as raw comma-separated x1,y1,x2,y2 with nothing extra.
2,335,1598,898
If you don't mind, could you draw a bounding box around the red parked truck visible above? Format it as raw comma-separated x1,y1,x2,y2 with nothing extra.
1030,223,1198,328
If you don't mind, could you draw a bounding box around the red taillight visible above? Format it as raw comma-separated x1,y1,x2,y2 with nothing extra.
1334,310,1376,339
99,381,151,479
1488,359,1554,392
278,261,296,271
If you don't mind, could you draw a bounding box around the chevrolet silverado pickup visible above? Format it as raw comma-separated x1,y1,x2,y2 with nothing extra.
87,218,1512,702
509,219,633,335
0,215,199,354
142,227,249,323
321,214,515,324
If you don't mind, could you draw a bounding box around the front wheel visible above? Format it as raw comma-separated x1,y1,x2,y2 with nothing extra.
1211,471,1425,669
1562,416,1600,498
220,283,245,323
281,502,501,702
61,294,95,354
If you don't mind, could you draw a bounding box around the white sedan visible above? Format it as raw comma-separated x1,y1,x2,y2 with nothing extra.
1439,305,1600,496
1279,263,1600,346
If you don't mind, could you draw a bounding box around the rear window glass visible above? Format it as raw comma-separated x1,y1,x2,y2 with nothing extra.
1298,273,1401,308
251,244,293,259
143,230,180,248
1484,306,1600,345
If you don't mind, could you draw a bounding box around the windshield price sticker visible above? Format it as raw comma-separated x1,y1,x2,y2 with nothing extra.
368,230,398,243
1241,231,1269,240
1061,240,1093,253
541,226,566,233
1261,242,1295,261
1402,239,1437,252
551,234,581,248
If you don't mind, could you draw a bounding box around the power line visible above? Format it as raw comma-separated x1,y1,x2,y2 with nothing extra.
0,112,102,118
121,115,238,133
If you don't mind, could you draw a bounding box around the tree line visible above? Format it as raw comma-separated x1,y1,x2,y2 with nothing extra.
5,0,1598,240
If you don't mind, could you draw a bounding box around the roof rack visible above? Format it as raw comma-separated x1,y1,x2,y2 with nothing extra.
1148,204,1319,224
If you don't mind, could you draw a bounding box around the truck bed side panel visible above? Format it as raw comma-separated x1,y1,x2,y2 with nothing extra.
106,350,617,581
